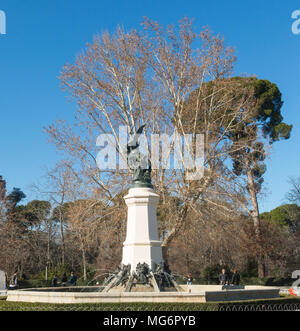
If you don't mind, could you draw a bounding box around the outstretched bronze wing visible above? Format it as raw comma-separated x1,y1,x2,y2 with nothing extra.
127,124,146,153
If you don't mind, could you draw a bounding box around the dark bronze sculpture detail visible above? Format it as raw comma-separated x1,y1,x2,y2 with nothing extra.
153,262,176,290
102,263,131,290
133,262,152,285
114,264,131,287
101,261,179,292
127,125,153,189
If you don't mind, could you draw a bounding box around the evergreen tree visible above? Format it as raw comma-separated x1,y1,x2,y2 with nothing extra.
228,77,292,277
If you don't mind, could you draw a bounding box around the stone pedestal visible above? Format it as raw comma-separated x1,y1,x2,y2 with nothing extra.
121,187,163,272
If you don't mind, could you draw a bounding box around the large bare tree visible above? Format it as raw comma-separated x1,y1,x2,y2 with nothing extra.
286,177,300,205
46,17,260,263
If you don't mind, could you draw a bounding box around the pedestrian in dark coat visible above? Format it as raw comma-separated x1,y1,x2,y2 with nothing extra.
219,269,229,285
61,273,68,286
231,270,241,286
52,275,58,287
69,272,77,286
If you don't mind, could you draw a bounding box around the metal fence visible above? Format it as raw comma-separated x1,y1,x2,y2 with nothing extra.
218,303,300,311
0,303,299,311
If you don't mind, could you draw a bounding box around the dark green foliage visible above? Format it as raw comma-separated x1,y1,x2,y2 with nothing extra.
202,264,223,283
7,200,52,228
241,258,258,278
32,264,72,282
201,264,234,284
27,265,99,287
228,77,292,197
264,277,294,287
51,202,73,224
18,279,53,288
26,200,51,219
6,188,26,209
261,204,300,232
0,175,6,200
230,77,292,143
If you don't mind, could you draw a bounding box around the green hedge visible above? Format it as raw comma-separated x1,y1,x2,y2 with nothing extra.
18,279,53,288
0,297,299,311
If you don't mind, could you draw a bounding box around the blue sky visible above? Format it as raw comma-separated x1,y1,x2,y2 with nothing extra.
0,0,299,212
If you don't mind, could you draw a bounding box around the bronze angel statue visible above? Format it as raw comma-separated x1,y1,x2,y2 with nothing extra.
126,124,153,188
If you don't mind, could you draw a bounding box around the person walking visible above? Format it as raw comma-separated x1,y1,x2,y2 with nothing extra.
52,274,58,287
61,272,68,286
231,269,241,286
186,273,193,285
69,271,77,286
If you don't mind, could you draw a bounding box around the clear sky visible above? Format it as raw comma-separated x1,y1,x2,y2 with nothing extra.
0,0,299,212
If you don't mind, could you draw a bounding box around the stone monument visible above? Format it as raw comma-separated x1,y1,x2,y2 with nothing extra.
121,187,162,272
5,125,282,303
102,125,178,293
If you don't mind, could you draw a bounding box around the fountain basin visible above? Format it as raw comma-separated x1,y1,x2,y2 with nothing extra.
6,285,280,303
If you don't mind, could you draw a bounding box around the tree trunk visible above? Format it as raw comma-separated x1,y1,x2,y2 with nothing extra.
162,245,169,266
59,208,65,265
46,225,51,281
246,163,266,278
82,249,87,281
257,255,265,279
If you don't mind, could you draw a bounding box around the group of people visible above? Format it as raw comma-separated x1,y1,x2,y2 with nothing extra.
6,271,78,290
219,269,240,286
185,269,241,286
51,272,77,287
8,269,240,289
